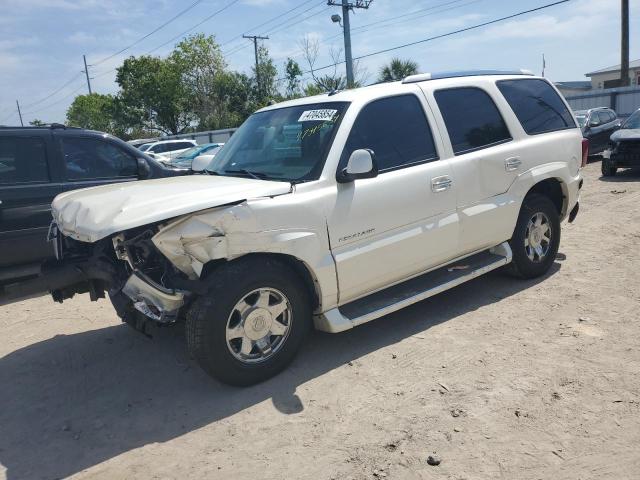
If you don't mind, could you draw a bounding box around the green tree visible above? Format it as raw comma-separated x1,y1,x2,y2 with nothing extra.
29,119,45,126
66,93,117,132
170,33,226,127
378,58,419,82
116,55,194,135
283,58,303,99
253,45,278,105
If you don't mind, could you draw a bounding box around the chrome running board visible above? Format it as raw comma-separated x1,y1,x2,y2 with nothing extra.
315,242,512,333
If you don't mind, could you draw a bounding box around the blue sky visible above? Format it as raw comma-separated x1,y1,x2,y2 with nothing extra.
0,0,638,126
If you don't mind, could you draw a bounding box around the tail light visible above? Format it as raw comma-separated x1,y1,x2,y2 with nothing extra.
581,138,589,168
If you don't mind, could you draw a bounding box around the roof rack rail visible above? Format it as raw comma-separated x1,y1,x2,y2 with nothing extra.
402,69,534,84
50,123,66,129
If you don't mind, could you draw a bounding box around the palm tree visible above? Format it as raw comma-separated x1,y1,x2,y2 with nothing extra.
378,58,419,83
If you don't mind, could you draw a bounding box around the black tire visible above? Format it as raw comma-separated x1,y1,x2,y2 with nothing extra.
601,159,617,177
186,256,312,386
507,193,560,279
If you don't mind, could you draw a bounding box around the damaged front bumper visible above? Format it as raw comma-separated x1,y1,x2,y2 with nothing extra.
1,223,189,327
121,271,184,323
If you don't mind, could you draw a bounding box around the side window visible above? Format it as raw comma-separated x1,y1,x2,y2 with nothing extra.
609,111,617,122
150,144,164,153
434,87,511,155
497,79,575,135
598,112,610,125
0,136,49,185
60,137,138,180
342,94,438,172
177,142,194,150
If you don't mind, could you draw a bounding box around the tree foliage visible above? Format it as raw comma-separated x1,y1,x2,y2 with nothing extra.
66,93,119,133
63,34,420,139
379,58,419,82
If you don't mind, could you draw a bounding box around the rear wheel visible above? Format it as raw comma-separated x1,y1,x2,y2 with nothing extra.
508,194,560,279
601,159,617,177
186,257,312,386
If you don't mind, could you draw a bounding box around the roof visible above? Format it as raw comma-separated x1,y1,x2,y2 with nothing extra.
586,59,640,76
259,71,542,113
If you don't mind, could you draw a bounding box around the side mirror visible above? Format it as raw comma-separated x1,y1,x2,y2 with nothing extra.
191,155,210,173
337,149,378,183
589,118,600,127
137,157,151,179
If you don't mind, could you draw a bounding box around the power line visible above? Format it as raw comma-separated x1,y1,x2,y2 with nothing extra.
21,83,86,117
145,0,242,55
220,0,319,47
272,0,480,64
92,0,206,66
20,72,83,109
277,0,571,81
223,3,332,57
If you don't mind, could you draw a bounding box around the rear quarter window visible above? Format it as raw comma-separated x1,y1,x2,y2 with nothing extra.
434,87,511,155
497,78,576,135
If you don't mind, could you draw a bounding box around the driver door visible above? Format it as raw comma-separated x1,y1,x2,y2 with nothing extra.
326,93,459,304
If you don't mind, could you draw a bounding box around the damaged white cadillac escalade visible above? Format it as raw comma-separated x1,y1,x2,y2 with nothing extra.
7,71,585,385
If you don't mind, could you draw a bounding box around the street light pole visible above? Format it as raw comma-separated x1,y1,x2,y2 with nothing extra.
328,0,372,88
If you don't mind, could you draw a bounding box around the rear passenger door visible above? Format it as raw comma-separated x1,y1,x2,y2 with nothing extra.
56,134,140,191
0,133,63,268
429,86,520,253
328,93,459,303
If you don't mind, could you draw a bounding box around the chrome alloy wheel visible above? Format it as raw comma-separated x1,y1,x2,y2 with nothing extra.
225,288,292,364
524,212,552,263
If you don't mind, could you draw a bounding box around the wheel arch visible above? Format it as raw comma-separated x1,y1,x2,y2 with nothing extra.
201,253,322,312
524,177,568,218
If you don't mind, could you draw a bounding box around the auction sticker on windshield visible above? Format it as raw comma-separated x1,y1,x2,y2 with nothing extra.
298,109,338,122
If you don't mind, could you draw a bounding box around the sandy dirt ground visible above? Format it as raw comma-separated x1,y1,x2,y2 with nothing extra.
1,161,639,480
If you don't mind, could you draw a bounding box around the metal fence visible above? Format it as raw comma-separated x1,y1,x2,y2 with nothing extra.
565,85,640,117
130,127,238,147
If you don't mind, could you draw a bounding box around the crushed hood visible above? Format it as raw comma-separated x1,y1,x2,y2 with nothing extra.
52,175,292,242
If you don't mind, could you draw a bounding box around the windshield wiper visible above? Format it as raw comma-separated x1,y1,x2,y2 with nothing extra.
223,169,269,180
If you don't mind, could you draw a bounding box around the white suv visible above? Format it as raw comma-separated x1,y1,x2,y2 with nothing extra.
139,139,197,161
9,70,585,385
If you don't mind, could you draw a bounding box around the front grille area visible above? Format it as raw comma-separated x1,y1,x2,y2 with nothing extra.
616,140,640,154
612,140,640,165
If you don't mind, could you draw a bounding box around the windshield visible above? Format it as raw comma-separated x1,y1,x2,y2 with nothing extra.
575,115,587,127
209,102,349,182
623,110,640,129
175,145,205,159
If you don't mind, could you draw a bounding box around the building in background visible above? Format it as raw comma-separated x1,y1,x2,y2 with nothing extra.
586,59,640,89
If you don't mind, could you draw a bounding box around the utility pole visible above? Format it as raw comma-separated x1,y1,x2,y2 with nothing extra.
243,34,269,98
621,0,630,86
15,100,23,126
328,0,373,88
83,54,93,94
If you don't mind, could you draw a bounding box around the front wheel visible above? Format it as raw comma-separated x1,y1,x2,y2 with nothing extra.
601,159,617,177
507,194,560,279
186,257,311,386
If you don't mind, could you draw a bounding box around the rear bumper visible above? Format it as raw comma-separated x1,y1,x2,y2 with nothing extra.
568,202,579,223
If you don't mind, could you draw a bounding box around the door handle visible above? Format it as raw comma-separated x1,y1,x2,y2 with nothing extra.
431,176,452,193
505,157,522,171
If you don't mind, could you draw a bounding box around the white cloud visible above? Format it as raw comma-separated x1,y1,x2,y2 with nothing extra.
66,31,97,44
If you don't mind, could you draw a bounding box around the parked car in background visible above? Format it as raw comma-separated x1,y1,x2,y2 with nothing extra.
165,143,224,169
601,108,640,176
138,139,197,161
0,125,182,286
575,107,621,155
2,71,584,386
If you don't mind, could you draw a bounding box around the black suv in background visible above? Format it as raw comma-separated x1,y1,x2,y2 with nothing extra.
574,107,621,155
0,125,181,285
